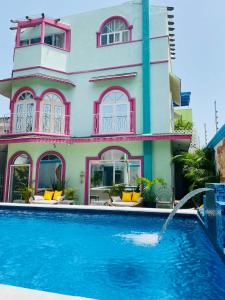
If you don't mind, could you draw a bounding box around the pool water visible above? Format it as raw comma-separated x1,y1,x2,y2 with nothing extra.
0,209,225,300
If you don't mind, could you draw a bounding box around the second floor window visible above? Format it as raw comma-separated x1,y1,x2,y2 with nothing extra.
100,90,130,134
20,25,41,46
41,93,65,134
14,92,35,133
100,18,129,46
44,25,65,49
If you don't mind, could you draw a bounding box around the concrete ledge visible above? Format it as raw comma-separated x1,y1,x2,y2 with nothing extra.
0,202,197,216
0,285,93,300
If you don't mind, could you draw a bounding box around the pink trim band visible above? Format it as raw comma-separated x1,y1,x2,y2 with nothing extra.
0,75,75,87
12,60,169,76
0,134,192,145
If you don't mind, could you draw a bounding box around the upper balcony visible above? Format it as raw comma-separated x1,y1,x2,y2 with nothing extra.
12,16,71,73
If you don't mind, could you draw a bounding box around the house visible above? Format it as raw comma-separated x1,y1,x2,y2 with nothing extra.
0,1,192,203
208,124,225,183
0,117,10,134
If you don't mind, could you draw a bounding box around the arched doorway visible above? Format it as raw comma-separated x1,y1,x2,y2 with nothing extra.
8,152,32,202
36,151,65,192
86,146,143,204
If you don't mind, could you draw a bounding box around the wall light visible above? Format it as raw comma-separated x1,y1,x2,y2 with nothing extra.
80,171,85,184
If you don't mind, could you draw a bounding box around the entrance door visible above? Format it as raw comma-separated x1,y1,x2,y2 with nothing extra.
9,165,30,202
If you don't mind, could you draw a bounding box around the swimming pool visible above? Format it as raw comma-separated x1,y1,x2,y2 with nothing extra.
0,208,225,300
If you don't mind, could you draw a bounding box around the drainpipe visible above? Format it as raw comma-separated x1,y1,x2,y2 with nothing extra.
142,0,152,179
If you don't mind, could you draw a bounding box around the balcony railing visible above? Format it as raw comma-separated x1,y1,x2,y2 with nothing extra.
5,113,70,136
173,129,193,135
93,111,135,135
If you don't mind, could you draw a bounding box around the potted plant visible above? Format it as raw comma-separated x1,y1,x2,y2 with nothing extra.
107,184,126,199
18,184,35,204
136,177,166,208
64,188,78,204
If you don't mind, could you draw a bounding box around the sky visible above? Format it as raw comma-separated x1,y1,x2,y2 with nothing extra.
0,0,224,146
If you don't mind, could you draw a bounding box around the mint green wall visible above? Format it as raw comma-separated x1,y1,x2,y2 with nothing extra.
7,140,173,203
7,142,143,203
11,3,172,137
152,140,172,187
13,4,169,73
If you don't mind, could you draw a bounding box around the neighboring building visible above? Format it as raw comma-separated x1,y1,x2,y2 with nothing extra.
208,124,225,183
0,117,10,134
0,1,192,203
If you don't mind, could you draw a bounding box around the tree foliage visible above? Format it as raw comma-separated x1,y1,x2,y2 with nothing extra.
174,118,193,131
173,148,219,191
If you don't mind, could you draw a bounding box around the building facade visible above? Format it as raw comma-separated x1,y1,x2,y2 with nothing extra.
0,1,192,203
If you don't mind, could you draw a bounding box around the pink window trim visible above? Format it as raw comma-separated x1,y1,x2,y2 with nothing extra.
39,88,71,135
10,87,37,133
4,151,33,202
93,86,136,135
96,16,133,48
35,150,66,193
16,17,71,51
10,88,71,135
84,146,144,205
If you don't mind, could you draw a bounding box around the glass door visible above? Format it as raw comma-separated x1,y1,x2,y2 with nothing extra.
9,165,30,202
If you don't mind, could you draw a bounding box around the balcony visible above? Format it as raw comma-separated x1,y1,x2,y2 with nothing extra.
13,17,71,73
14,43,68,73
1,113,70,136
93,111,136,135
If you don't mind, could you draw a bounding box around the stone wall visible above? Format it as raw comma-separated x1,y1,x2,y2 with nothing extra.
217,138,225,182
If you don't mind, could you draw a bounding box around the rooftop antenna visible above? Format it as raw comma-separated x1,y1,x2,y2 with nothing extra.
204,123,208,146
214,100,219,132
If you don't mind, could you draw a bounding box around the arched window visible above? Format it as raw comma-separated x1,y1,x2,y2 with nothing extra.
100,90,130,133
94,87,135,135
37,152,65,191
40,92,65,134
8,152,32,202
14,91,35,133
88,147,143,204
99,17,132,46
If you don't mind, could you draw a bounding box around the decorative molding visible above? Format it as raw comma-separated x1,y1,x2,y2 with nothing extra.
0,133,193,145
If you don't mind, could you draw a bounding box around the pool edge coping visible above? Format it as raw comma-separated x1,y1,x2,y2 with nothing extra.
0,202,197,216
